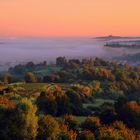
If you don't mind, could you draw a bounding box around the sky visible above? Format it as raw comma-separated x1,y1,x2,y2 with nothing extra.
0,0,140,37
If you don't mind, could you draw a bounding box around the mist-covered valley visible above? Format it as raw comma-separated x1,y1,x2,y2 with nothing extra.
0,37,140,71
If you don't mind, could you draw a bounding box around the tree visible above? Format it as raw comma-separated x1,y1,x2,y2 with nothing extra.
0,96,16,139
71,84,92,97
97,126,123,140
114,70,127,81
36,91,57,115
82,116,101,132
0,106,16,139
56,57,67,66
0,95,16,108
11,64,25,74
98,102,117,124
43,74,60,83
97,121,137,140
36,85,73,116
112,121,137,140
122,101,140,130
62,114,80,130
3,73,12,84
26,61,35,70
58,123,77,140
56,95,72,115
78,130,95,140
15,98,38,140
37,115,60,140
66,89,83,115
25,72,37,83
0,98,38,140
90,80,101,94
115,96,128,117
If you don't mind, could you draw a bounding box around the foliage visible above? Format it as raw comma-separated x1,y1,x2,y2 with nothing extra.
97,121,137,140
0,57,140,139
0,95,16,108
25,72,37,83
37,115,60,140
62,114,80,130
58,123,77,140
15,98,38,140
78,130,95,140
82,116,101,132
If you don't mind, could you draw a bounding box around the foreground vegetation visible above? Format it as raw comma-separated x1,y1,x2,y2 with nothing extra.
0,57,140,139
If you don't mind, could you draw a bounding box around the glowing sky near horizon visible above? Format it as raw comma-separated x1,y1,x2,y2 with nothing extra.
0,0,140,37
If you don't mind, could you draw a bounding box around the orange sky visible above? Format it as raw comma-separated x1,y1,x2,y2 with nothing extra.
0,0,140,37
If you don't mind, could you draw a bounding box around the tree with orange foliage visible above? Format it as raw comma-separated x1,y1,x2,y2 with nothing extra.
97,121,138,140
78,130,95,140
62,114,80,130
25,72,37,83
82,116,101,132
122,101,140,130
37,115,60,140
0,95,16,108
58,122,77,140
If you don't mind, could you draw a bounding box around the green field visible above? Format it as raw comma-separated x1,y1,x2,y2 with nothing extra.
76,116,87,123
83,99,115,109
34,66,62,76
20,83,48,91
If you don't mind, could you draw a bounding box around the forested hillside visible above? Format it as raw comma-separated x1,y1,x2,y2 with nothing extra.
0,57,140,140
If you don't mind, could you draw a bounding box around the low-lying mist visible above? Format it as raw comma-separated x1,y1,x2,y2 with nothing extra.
0,37,140,70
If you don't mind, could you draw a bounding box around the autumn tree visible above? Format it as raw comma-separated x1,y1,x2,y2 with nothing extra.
58,123,77,140
0,97,38,140
82,116,101,132
37,115,60,140
62,114,80,130
97,121,137,140
97,126,123,140
36,91,57,115
15,98,38,140
78,130,95,140
112,121,137,140
122,101,140,130
25,72,37,83
56,95,72,115
3,73,12,84
66,89,83,115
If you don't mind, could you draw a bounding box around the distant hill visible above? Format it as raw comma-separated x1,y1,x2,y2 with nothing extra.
95,35,140,40
115,53,140,66
120,53,140,61
105,42,140,49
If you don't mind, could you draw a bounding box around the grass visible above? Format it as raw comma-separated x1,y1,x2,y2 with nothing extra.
19,83,48,91
35,66,62,76
83,98,115,109
10,65,62,79
76,116,87,123
0,85,7,91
